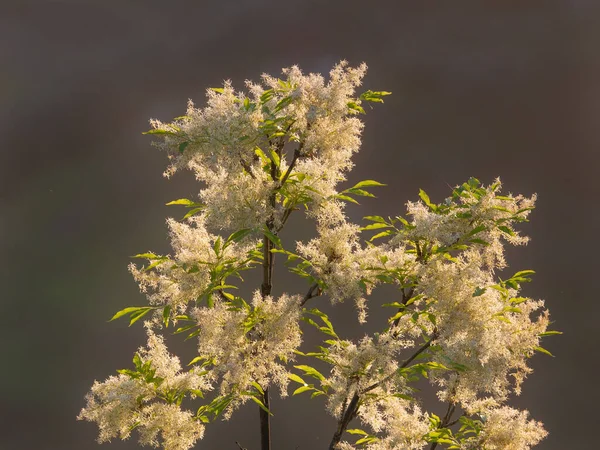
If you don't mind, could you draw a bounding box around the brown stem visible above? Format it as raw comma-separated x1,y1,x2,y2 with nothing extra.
328,392,360,450
259,387,271,450
279,147,300,187
300,283,321,306
361,332,437,395
259,230,274,450
328,332,438,449
429,402,456,450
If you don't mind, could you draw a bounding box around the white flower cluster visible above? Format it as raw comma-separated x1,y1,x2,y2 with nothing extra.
349,397,430,450
297,208,414,322
415,251,549,410
149,62,367,231
324,333,414,419
191,292,302,403
78,329,211,450
129,216,256,312
463,406,547,450
397,179,536,270
297,220,369,303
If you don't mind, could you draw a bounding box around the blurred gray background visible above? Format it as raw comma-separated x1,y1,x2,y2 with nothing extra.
1,1,598,449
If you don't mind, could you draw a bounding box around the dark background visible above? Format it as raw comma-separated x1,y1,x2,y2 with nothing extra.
2,1,598,449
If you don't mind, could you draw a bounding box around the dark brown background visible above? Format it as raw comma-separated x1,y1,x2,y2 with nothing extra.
1,1,598,449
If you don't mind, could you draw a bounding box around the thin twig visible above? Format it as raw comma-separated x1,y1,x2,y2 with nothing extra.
361,331,438,394
328,331,438,449
429,402,457,450
300,283,321,306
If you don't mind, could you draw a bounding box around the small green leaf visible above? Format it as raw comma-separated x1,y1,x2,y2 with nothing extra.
109,306,148,322
351,180,386,189
250,381,264,395
163,305,171,328
226,228,253,244
183,207,204,219
132,253,161,259
472,287,487,297
294,365,325,381
249,396,273,415
129,307,154,326
467,225,487,237
263,228,282,248
347,429,369,436
292,385,314,396
178,142,189,154
539,330,562,337
335,194,359,204
498,225,515,236
533,346,554,357
166,198,201,207
363,215,386,223
287,373,307,385
419,189,437,211
142,129,177,136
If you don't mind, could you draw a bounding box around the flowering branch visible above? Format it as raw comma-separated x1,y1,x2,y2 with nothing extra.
78,62,556,450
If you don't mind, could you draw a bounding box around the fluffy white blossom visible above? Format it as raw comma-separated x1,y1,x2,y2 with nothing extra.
410,250,549,410
78,329,210,450
129,215,257,312
356,397,430,450
396,179,536,270
148,62,368,230
191,292,302,402
324,333,414,419
136,403,205,450
462,406,547,450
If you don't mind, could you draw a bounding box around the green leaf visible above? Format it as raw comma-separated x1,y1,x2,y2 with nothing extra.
269,149,281,168
142,129,177,136
109,306,148,322
472,287,487,297
539,330,562,337
178,142,189,154
351,180,386,189
513,270,535,278
249,396,273,415
498,225,515,236
363,215,387,223
294,365,325,381
359,90,392,103
292,385,314,396
163,305,171,328
347,188,375,198
467,225,487,237
129,307,154,326
334,194,359,204
183,207,204,220
165,198,201,207
132,253,161,259
347,429,369,436
469,238,490,246
210,87,225,94
533,346,554,357
250,381,264,395
226,228,253,244
263,228,282,248
347,101,365,114
370,230,392,241
188,356,205,366
287,373,307,385
419,189,437,211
